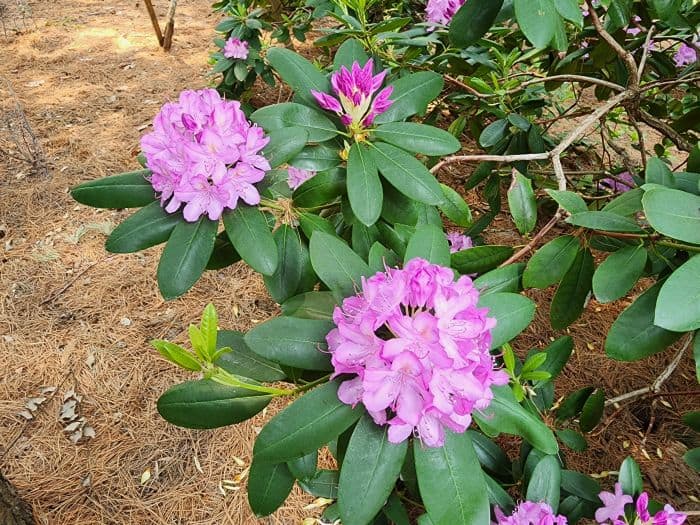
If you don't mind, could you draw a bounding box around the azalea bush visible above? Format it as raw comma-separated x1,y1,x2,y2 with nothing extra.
69,0,700,522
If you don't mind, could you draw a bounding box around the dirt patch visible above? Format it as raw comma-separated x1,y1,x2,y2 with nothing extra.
0,1,698,524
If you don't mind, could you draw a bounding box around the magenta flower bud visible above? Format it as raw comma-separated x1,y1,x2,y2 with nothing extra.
327,258,508,448
140,89,269,221
494,501,568,525
223,37,249,60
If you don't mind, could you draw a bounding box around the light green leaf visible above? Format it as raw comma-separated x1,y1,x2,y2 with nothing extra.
643,187,700,244
508,172,537,234
654,255,700,332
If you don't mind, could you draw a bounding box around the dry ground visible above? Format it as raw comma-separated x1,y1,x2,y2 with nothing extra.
0,1,698,524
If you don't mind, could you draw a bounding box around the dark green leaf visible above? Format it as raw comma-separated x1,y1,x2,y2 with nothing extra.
263,225,304,304
348,142,383,226
550,249,594,330
546,189,588,214
540,336,574,380
287,451,318,481
602,188,643,216
382,493,411,525
157,379,271,429
593,246,647,303
683,448,700,472
374,72,443,124
523,235,580,289
299,212,337,238
248,459,295,516
290,143,342,171
474,264,525,295
449,0,504,46
554,0,583,26
157,217,218,300
478,293,536,350
293,168,345,208
223,205,278,276
206,232,241,270
71,170,156,208
556,387,594,421
451,245,514,275
106,201,180,253
338,415,408,525
244,316,333,371
561,470,601,502
526,455,561,512
468,430,512,477
642,188,700,244
251,102,338,142
484,473,515,512
479,119,508,148
579,389,605,433
655,255,700,332
281,291,336,321
216,330,286,382
368,242,399,272
253,381,363,462
334,38,370,68
299,469,340,498
439,184,472,227
556,429,588,452
414,431,490,525
262,127,309,168
566,211,644,233
266,48,330,106
619,456,643,496
508,172,537,234
310,231,371,298
374,123,460,156
404,224,451,266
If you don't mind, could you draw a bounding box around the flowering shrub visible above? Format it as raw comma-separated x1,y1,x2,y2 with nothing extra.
494,501,568,525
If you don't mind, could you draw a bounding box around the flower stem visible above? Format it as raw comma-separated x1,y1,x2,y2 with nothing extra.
211,368,295,396
293,374,331,394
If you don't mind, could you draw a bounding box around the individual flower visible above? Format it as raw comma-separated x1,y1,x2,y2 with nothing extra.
426,0,465,28
141,88,270,221
626,15,643,36
327,258,508,447
595,488,687,525
601,171,635,192
311,60,393,133
223,37,249,60
674,43,697,68
494,501,568,525
287,167,316,190
447,231,473,253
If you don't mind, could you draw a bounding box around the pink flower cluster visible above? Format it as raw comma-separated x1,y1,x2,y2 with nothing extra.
312,60,393,130
141,89,270,222
596,484,686,525
447,231,473,253
287,167,316,190
494,501,567,525
327,258,508,447
223,37,249,60
426,0,465,27
674,43,697,68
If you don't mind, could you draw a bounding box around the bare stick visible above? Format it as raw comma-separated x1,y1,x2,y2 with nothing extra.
162,0,177,52
638,109,693,152
143,0,163,46
604,334,692,407
444,75,488,99
498,213,561,267
507,74,625,94
637,26,655,83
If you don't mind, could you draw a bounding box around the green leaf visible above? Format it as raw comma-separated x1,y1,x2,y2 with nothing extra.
370,142,444,206
287,451,318,481
467,430,512,477
579,388,604,432
643,188,700,244
554,0,583,26
484,473,515,512
606,281,684,361
451,245,514,275
683,448,700,472
216,330,286,382
619,456,643,496
526,455,561,512
266,48,330,106
157,379,271,429
348,142,383,226
374,123,460,156
540,336,574,380
414,431,490,525
338,415,408,525
523,235,580,289
253,381,363,462
71,170,156,208
479,119,508,148
151,340,201,371
298,469,340,498
263,225,304,304
556,387,594,421
223,205,278,276
281,291,336,321
309,231,371,298
655,255,700,332
105,201,180,253
593,246,647,304
695,333,700,383
514,0,557,47
334,38,370,68
545,189,588,214
476,386,558,454
200,303,218,359
368,242,399,272
556,429,588,452
382,493,411,525
374,72,443,124
478,293,536,350
404,224,451,266
566,211,643,233
645,157,675,187
244,316,333,371
206,232,241,270
290,143,342,171
508,172,537,234
602,188,643,216
293,168,345,208
683,411,700,432
439,184,472,227
474,264,525,295
550,249,594,330
561,471,600,502
248,459,295,516
262,127,309,168
299,212,336,238
449,0,504,46
157,217,218,300
251,103,338,142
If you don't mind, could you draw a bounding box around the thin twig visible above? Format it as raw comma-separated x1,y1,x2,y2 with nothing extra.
637,25,655,83
40,256,114,306
638,109,693,152
604,334,692,407
509,74,625,94
444,75,488,98
498,213,561,267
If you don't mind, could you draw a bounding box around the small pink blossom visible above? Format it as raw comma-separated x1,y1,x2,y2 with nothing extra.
223,37,249,60
595,483,633,524
327,258,508,448
288,167,316,190
426,0,465,28
626,15,643,36
596,489,687,525
447,232,473,253
494,501,568,525
141,89,269,221
674,43,698,67
311,60,393,130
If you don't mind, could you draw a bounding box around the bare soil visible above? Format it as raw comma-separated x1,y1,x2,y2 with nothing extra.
0,1,697,524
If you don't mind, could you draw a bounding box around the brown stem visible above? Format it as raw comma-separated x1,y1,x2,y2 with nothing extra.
638,109,693,152
498,213,561,267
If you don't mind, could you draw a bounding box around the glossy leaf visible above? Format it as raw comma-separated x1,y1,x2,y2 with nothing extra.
347,142,383,226
253,381,363,462
546,189,588,214
157,379,271,429
566,211,644,233
593,246,647,304
508,172,537,234
251,102,338,142
290,143,342,171
619,456,643,496
550,249,594,330
540,336,574,380
479,119,508,148
374,72,443,124
157,217,218,300
263,225,304,304
579,389,604,432
655,255,700,332
261,127,309,168
334,38,370,68
514,0,557,48
404,224,451,266
287,451,318,481
338,415,408,525
556,429,588,452
414,431,490,525
643,188,700,244
266,47,330,106
71,170,156,208
449,0,504,46
478,293,536,350
309,231,371,298
554,0,583,26
374,123,460,156
281,291,336,321
474,264,525,295
451,245,513,275
526,455,561,512
298,469,340,498
561,471,600,502
248,459,295,516
523,235,580,289
106,201,180,253
223,205,278,276
439,184,472,227
244,316,333,371
216,330,286,382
